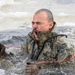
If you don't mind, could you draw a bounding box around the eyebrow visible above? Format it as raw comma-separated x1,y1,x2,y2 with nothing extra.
32,21,42,25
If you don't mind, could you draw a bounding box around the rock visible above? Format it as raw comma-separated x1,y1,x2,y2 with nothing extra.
0,43,7,57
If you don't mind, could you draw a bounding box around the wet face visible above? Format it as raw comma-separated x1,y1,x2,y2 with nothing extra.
32,11,54,32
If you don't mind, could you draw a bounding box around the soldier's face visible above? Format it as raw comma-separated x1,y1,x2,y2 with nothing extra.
32,12,54,32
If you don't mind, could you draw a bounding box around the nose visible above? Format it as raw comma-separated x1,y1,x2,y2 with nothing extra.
32,23,38,28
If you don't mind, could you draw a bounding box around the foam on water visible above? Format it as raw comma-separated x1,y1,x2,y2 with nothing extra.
0,69,5,75
58,12,69,16
0,0,75,75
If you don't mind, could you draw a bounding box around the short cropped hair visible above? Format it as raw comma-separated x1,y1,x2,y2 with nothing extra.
35,9,54,22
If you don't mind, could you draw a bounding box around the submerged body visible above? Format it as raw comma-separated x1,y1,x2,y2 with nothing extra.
21,9,74,75
22,31,74,74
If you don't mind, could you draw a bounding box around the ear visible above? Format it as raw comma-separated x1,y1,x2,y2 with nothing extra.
49,22,54,29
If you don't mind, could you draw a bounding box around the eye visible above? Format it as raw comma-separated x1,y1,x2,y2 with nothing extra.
32,22,35,24
36,22,41,25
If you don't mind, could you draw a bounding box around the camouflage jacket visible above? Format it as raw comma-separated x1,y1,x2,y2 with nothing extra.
21,31,74,63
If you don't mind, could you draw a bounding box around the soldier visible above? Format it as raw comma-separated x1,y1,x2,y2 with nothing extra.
21,9,74,75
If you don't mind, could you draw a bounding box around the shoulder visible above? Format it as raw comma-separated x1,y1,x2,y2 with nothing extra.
21,32,33,47
51,32,67,44
26,32,34,43
51,32,57,37
21,32,34,54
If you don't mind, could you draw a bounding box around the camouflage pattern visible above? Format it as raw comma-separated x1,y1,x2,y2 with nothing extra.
21,31,74,66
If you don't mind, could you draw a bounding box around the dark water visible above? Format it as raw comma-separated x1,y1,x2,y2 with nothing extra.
0,26,75,75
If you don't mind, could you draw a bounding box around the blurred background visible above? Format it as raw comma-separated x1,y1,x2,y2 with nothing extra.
0,0,75,31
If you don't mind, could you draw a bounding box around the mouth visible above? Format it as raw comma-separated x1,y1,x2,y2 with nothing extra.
33,29,39,40
33,29,37,34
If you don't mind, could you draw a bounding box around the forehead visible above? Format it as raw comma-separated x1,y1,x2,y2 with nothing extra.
33,12,48,21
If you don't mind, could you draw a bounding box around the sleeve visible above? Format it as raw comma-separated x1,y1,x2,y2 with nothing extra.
21,35,32,56
53,40,74,62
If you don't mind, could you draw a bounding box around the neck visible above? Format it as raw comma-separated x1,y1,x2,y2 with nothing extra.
36,31,51,45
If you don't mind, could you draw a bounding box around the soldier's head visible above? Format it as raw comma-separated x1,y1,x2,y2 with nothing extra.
32,9,56,32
